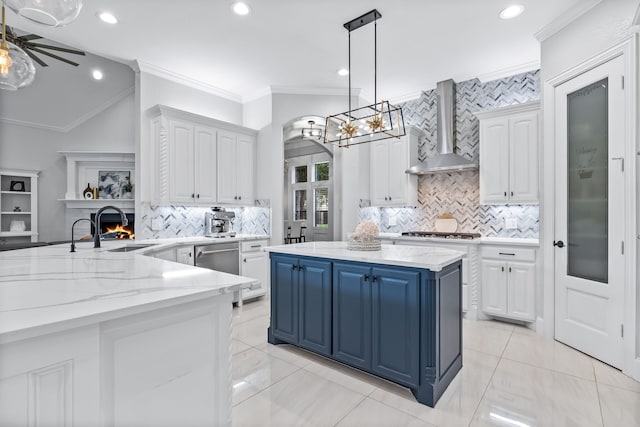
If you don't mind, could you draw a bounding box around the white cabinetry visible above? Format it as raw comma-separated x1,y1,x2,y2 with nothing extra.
0,170,38,243
168,119,217,204
481,245,536,321
370,126,423,207
240,239,269,301
149,105,257,206
217,131,255,204
476,102,539,204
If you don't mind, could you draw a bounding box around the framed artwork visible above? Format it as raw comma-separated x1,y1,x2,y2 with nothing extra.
10,180,25,192
98,171,131,199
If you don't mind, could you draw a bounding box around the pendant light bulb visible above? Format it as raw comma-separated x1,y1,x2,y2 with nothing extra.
0,5,36,90
0,45,12,76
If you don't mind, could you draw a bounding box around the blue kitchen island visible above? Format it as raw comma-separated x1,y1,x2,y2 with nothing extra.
265,241,464,407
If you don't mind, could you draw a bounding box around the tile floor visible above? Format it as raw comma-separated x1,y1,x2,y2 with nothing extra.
231,297,640,427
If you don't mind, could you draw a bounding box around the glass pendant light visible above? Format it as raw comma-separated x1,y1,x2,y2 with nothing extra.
3,0,83,27
0,5,36,90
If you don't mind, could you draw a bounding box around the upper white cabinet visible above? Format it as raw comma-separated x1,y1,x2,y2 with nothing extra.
168,119,217,204
370,126,423,207
217,131,255,204
149,105,257,206
476,102,539,204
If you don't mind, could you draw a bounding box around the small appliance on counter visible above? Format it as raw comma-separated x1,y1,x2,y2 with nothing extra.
204,207,237,238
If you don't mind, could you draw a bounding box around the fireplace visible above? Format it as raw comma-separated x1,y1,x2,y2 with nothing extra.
90,213,135,240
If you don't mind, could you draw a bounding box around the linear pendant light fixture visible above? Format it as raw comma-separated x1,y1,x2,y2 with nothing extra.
324,9,406,147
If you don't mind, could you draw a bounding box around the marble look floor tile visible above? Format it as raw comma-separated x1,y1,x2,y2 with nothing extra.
463,320,512,357
368,349,498,427
303,356,390,396
592,359,640,393
335,397,436,427
231,369,366,427
232,347,299,406
476,319,515,332
471,358,602,427
511,323,537,336
502,333,595,380
598,383,640,427
232,298,270,325
232,339,251,355
232,315,270,347
254,342,323,368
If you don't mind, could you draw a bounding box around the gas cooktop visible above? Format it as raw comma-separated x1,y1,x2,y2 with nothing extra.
401,231,481,240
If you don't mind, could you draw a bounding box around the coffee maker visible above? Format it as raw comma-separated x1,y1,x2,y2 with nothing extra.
204,207,236,237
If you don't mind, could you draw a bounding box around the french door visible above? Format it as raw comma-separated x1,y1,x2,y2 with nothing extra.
554,55,626,368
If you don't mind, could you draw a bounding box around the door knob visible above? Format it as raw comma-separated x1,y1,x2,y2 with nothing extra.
553,240,565,248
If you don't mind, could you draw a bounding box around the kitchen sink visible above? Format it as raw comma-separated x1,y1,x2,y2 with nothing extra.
108,244,157,252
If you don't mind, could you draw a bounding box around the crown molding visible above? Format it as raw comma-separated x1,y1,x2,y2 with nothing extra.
0,86,134,133
389,90,423,105
534,0,603,42
477,61,540,83
268,85,362,98
136,60,243,103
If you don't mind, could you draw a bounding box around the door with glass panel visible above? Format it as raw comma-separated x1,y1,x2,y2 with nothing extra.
554,55,625,368
289,154,332,242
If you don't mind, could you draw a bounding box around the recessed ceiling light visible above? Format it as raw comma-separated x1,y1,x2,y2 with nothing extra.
97,12,118,24
92,70,103,80
337,68,349,76
499,5,525,19
232,2,251,16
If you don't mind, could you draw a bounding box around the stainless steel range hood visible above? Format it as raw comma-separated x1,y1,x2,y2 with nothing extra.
405,79,477,174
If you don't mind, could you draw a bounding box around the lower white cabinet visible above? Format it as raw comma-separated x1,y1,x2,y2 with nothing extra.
481,246,536,321
239,239,269,301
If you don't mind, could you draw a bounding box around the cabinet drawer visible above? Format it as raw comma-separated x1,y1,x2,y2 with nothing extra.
241,239,269,252
482,246,535,262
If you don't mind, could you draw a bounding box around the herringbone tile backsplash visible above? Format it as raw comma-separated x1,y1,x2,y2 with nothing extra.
360,70,540,238
138,200,271,239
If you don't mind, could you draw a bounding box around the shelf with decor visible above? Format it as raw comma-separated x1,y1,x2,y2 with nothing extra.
58,151,135,203
0,170,39,243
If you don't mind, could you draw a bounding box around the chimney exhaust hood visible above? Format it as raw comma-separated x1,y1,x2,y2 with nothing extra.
405,79,477,175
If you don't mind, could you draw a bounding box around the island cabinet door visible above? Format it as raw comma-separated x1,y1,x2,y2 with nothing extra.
370,267,420,387
298,258,332,356
332,262,372,370
270,255,299,343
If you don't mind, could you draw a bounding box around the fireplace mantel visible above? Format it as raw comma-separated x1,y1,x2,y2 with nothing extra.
58,151,135,201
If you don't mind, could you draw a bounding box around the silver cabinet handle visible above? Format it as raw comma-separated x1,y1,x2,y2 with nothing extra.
250,244,261,248
499,252,515,256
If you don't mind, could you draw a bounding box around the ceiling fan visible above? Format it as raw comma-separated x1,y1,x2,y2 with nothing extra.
5,26,85,67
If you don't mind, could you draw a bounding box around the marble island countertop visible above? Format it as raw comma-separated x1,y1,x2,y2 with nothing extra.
0,242,258,344
265,241,464,271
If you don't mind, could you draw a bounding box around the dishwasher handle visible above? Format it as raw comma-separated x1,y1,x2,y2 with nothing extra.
196,248,239,257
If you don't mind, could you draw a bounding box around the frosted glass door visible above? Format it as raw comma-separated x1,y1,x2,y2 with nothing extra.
554,55,625,368
566,78,608,283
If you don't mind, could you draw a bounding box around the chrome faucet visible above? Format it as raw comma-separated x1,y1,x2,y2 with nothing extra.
93,206,128,248
70,218,95,252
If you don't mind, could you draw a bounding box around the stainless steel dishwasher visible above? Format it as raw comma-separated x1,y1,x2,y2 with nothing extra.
194,242,240,275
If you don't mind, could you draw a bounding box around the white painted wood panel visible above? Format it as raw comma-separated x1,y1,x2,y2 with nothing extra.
479,119,510,203
481,260,508,317
169,119,195,204
509,112,539,203
194,125,217,203
507,261,536,321
217,131,239,204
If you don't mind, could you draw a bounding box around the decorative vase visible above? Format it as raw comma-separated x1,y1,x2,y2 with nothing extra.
83,183,93,199
122,192,133,199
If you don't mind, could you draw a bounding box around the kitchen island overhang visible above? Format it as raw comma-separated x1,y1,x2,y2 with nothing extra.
265,241,464,407
0,243,256,426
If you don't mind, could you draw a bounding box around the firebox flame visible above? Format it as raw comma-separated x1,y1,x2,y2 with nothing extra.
105,224,135,240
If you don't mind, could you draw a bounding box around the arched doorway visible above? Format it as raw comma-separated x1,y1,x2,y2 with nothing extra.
282,116,333,243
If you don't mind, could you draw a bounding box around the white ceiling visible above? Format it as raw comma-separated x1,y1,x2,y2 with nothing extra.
5,0,596,104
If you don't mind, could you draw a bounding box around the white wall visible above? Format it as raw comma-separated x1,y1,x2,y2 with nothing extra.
540,0,640,376
0,94,135,242
541,0,639,80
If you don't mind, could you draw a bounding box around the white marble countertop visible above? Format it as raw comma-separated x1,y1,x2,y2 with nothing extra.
377,233,539,247
265,241,464,271
0,242,258,344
